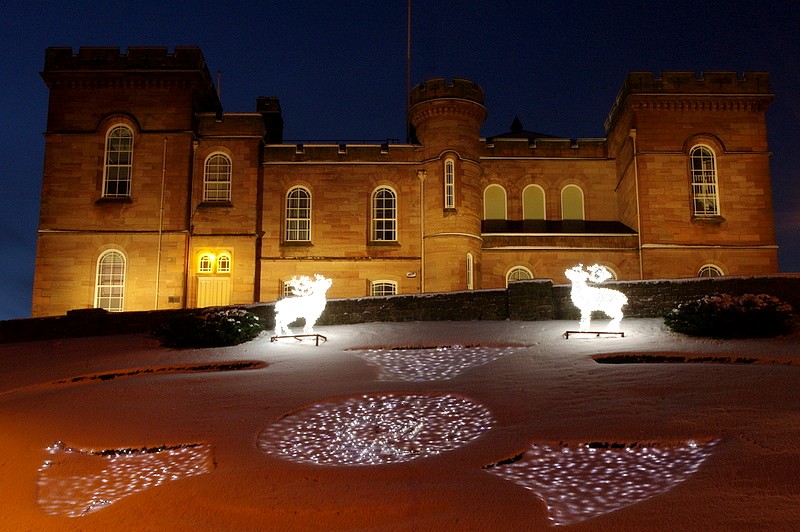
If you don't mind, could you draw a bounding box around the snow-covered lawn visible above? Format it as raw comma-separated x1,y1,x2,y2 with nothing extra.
0,318,798,530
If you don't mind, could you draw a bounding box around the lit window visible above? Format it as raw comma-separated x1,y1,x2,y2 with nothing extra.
698,264,723,277
506,266,533,286
371,187,397,241
561,185,584,220
198,254,213,273
286,187,311,241
523,185,546,220
371,281,397,296
690,146,720,216
466,253,474,290
203,154,232,202
483,184,507,220
95,250,126,312
281,280,294,298
444,159,456,209
217,253,231,273
102,126,133,197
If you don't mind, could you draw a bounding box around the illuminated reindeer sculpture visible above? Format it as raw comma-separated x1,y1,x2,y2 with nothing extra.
565,264,627,331
274,274,333,336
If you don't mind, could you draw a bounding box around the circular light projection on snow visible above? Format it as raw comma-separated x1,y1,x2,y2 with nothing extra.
353,345,528,382
257,393,494,466
484,439,719,526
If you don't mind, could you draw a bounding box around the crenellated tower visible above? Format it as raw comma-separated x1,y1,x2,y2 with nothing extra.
408,78,487,292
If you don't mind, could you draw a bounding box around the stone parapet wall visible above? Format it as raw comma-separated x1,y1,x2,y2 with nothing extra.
4,275,799,343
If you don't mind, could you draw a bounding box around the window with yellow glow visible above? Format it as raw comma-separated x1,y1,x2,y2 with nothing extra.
197,252,232,274
483,184,507,220
217,253,231,273
198,254,213,273
561,185,584,220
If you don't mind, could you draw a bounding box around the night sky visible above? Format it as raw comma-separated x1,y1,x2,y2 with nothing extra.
2,1,798,320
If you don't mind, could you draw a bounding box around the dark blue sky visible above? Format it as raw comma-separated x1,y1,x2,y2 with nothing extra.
2,1,798,320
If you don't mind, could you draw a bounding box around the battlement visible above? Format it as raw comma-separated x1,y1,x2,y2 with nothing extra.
622,71,770,95
410,78,484,106
605,71,772,133
43,46,210,72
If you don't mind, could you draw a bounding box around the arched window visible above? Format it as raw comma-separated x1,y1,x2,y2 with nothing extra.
371,280,398,296
690,146,720,216
95,250,126,312
561,185,584,220
522,184,546,220
203,153,232,202
198,253,214,273
102,126,133,198
444,158,456,209
506,266,533,287
698,264,724,277
466,252,474,290
285,187,311,241
484,184,507,220
371,187,397,241
216,253,231,273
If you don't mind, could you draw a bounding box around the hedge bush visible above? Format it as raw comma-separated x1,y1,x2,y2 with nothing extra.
153,308,263,348
664,293,793,338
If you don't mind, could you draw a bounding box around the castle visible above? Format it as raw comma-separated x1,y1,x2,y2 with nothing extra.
32,46,778,316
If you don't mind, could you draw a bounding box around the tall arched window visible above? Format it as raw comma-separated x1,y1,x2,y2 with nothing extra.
444,158,456,209
522,184,546,220
285,187,311,241
690,146,720,216
561,185,584,220
483,184,507,220
102,126,133,198
203,153,232,202
95,250,126,312
466,252,474,290
371,187,397,241
506,266,533,287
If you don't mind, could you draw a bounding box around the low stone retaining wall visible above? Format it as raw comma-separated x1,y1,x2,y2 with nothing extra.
2,275,799,343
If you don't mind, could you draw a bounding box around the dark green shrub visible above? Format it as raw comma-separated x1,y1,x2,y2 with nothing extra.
153,308,263,348
664,293,793,338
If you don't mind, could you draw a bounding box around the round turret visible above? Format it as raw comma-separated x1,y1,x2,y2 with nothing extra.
408,78,487,157
409,79,487,293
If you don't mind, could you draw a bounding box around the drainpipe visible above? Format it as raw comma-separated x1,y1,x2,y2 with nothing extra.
417,169,427,293
630,129,644,280
155,137,167,309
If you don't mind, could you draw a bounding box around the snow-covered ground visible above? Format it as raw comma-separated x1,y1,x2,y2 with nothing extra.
0,318,798,530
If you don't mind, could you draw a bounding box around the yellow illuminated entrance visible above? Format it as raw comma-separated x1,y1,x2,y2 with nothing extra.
196,252,232,307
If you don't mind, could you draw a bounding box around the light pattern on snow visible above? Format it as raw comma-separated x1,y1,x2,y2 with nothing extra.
485,439,719,526
37,441,213,517
353,345,528,381
257,393,494,465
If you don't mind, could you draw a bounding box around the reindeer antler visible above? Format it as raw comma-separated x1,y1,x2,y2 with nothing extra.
287,275,315,296
587,264,612,283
